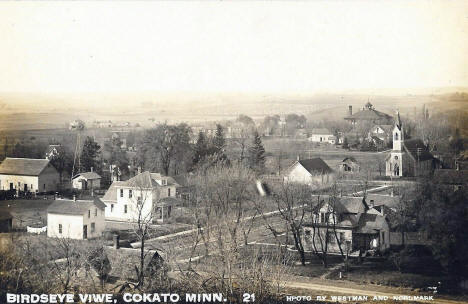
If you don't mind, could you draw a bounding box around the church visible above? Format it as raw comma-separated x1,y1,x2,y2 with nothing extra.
385,112,434,177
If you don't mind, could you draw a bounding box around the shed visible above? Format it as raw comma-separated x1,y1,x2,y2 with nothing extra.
72,171,102,190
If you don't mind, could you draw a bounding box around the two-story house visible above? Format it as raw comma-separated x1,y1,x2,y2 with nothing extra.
102,171,179,223
302,196,390,255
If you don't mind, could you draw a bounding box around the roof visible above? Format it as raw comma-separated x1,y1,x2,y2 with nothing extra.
433,169,468,185
0,158,54,176
0,210,13,221
355,213,388,234
311,195,368,214
47,198,106,216
310,128,332,135
72,172,101,180
118,171,180,189
104,247,164,281
101,181,125,202
342,157,357,163
403,139,433,161
345,106,393,122
296,158,333,174
372,124,393,134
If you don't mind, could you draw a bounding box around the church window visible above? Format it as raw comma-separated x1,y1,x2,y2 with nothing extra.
394,156,398,160
394,133,399,141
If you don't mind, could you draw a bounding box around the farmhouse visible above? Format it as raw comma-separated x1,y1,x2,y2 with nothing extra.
102,171,179,223
344,102,393,125
308,128,335,144
284,158,335,187
72,171,101,190
385,112,434,177
0,158,60,193
47,197,106,239
302,196,390,255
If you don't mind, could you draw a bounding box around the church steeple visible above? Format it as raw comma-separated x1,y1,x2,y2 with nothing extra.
393,110,403,151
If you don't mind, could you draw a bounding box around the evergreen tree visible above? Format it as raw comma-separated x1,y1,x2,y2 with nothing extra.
212,124,226,153
193,131,209,167
80,136,101,172
248,131,266,173
211,124,229,164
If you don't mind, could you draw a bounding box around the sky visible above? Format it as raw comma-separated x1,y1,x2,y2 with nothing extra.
0,1,467,95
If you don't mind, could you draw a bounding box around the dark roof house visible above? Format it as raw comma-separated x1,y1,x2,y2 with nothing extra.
294,158,334,175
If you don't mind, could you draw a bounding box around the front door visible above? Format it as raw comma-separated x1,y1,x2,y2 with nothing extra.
83,225,88,239
9,183,13,191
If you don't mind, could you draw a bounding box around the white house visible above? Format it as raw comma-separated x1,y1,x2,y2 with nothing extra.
284,158,335,188
0,158,60,193
102,171,179,223
72,171,101,190
47,198,106,240
385,112,433,177
308,128,335,144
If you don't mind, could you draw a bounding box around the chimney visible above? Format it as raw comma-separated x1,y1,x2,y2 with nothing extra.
113,234,120,249
348,105,352,116
369,199,374,208
297,155,300,161
90,167,93,172
138,166,142,174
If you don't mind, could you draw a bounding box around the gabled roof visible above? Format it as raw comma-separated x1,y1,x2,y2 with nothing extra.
47,198,106,216
310,128,332,135
101,181,125,202
433,169,468,185
72,172,101,180
118,171,180,189
342,157,357,163
296,158,333,175
0,158,55,176
355,213,388,234
403,139,433,161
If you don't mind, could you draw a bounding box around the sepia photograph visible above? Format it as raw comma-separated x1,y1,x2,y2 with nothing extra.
0,1,467,303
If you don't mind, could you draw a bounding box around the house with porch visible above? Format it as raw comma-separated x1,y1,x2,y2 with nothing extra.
47,197,106,240
102,171,180,223
302,196,390,255
0,158,60,193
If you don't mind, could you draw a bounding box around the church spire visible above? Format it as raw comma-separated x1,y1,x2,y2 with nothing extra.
395,109,402,130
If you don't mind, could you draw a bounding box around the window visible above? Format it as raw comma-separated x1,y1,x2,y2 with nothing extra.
320,212,327,223
161,179,167,186
381,232,385,244
339,232,345,242
394,156,398,160
58,224,62,234
120,189,123,197
111,204,114,212
94,208,97,216
88,210,90,218
394,133,398,141
168,188,171,196
91,223,95,233
43,184,46,190
129,190,133,198
124,205,127,213
305,229,311,236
